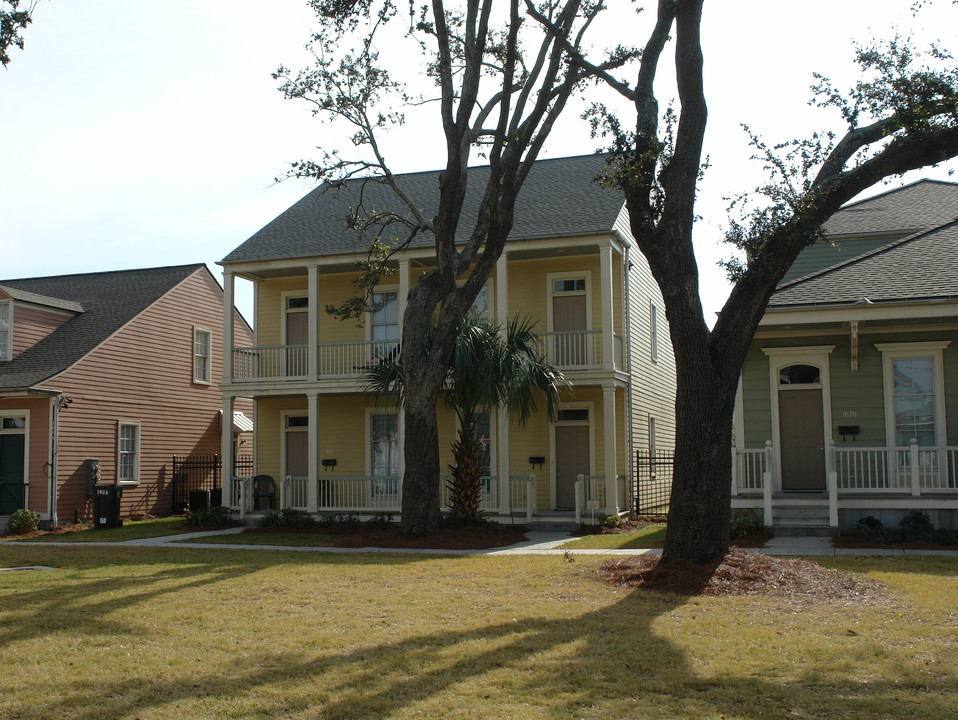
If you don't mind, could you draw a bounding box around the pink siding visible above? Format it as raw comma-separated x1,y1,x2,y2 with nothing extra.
0,396,52,515
11,306,74,357
51,269,253,519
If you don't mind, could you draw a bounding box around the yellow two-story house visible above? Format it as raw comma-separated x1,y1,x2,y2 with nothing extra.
218,154,675,522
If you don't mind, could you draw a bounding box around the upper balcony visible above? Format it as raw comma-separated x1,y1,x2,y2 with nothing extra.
230,331,624,384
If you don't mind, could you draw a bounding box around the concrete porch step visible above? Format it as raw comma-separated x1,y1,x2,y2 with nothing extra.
771,524,835,538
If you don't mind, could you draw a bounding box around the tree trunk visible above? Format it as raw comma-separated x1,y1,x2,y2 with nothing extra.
399,378,443,536
661,355,738,563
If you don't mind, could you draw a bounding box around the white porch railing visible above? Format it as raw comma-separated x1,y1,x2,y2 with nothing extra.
315,476,401,511
232,345,307,381
534,331,602,369
231,340,399,382
731,445,769,493
439,476,499,513
282,475,309,509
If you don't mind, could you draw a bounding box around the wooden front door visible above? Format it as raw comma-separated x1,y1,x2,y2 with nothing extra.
552,294,587,366
286,312,308,376
779,389,825,491
555,425,589,509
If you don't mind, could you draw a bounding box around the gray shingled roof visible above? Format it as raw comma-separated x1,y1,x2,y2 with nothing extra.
222,154,624,264
822,179,958,237
770,221,958,308
0,265,204,391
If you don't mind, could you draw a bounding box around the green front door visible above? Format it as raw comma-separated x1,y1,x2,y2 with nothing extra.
779,388,826,492
0,434,26,514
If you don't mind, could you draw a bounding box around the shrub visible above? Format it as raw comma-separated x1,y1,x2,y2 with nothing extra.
6,508,39,535
183,505,232,527
365,513,394,528
855,516,884,532
600,514,623,529
899,510,932,530
257,511,283,528
258,508,315,529
729,509,763,539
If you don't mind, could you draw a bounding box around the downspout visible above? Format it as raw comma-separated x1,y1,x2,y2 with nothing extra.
50,393,59,526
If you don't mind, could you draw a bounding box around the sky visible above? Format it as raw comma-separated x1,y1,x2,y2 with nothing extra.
2,0,957,325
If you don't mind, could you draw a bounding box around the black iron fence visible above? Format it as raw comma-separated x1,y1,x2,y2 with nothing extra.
634,450,673,516
171,454,252,513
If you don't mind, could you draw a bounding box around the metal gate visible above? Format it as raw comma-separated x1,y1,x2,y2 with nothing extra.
634,450,673,516
171,454,252,513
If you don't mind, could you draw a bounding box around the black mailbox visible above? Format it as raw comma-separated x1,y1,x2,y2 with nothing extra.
93,484,123,529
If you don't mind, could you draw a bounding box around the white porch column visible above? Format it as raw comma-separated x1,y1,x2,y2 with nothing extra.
222,269,234,383
221,396,236,508
307,393,319,512
602,385,618,515
599,244,615,371
307,264,319,381
496,252,511,514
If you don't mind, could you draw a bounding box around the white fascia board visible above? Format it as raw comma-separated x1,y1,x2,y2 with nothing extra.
760,299,958,326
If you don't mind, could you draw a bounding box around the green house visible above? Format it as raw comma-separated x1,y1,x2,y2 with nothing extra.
733,179,958,534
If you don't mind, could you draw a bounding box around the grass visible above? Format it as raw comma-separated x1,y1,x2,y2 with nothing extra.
0,545,955,719
559,522,667,549
1,516,196,543
175,531,338,546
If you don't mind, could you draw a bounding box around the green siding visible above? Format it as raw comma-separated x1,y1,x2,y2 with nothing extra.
780,236,906,284
742,329,958,449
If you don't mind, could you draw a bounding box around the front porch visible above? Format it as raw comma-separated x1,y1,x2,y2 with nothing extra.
732,440,958,534
226,471,629,527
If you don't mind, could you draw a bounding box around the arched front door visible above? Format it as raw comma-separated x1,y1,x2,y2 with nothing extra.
778,364,825,492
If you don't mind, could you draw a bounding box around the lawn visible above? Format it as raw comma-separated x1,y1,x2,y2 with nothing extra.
0,545,955,720
560,522,667,549
1,516,197,543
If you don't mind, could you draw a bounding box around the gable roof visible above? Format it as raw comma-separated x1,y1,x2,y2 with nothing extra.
222,153,624,264
769,220,958,309
822,179,958,237
0,264,205,391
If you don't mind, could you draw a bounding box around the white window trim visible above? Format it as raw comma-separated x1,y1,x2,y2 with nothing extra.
0,300,12,361
650,301,659,363
116,420,141,484
545,271,592,333
280,290,309,346
280,410,308,482
365,285,400,343
762,345,836,491
365,407,400,478
875,341,950,449
548,400,596,510
192,326,212,384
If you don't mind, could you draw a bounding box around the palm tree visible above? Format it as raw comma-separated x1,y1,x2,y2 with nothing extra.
365,315,566,523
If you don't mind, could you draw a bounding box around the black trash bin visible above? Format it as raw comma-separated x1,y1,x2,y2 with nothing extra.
93,484,123,529
188,489,211,512
209,488,223,507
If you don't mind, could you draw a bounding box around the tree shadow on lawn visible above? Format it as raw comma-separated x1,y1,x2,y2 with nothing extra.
2,555,952,720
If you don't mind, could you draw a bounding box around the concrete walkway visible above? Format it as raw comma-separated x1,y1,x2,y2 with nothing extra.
3,527,958,557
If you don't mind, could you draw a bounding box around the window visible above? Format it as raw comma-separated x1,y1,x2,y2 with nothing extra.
0,301,10,361
371,291,398,359
193,328,212,384
892,357,936,446
553,278,586,293
650,302,658,362
117,421,140,483
649,415,657,456
467,285,489,321
877,342,949,449
473,411,491,477
779,364,820,385
370,412,399,499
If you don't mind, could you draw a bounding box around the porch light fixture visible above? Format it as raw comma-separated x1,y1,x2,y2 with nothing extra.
529,456,545,470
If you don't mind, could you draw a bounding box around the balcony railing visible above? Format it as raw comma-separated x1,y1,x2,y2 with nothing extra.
232,331,630,382
231,340,399,382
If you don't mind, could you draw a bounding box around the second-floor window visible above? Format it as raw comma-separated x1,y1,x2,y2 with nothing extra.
0,301,10,361
650,302,659,363
371,290,398,358
193,328,212,384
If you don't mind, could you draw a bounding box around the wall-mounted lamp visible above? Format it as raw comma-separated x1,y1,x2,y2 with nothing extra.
57,396,73,410
529,456,545,470
322,459,337,470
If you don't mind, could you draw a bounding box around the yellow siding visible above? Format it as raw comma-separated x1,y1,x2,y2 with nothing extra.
507,255,603,331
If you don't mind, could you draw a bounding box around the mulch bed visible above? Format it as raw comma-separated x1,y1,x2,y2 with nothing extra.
574,516,770,548
597,548,889,600
245,519,529,550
